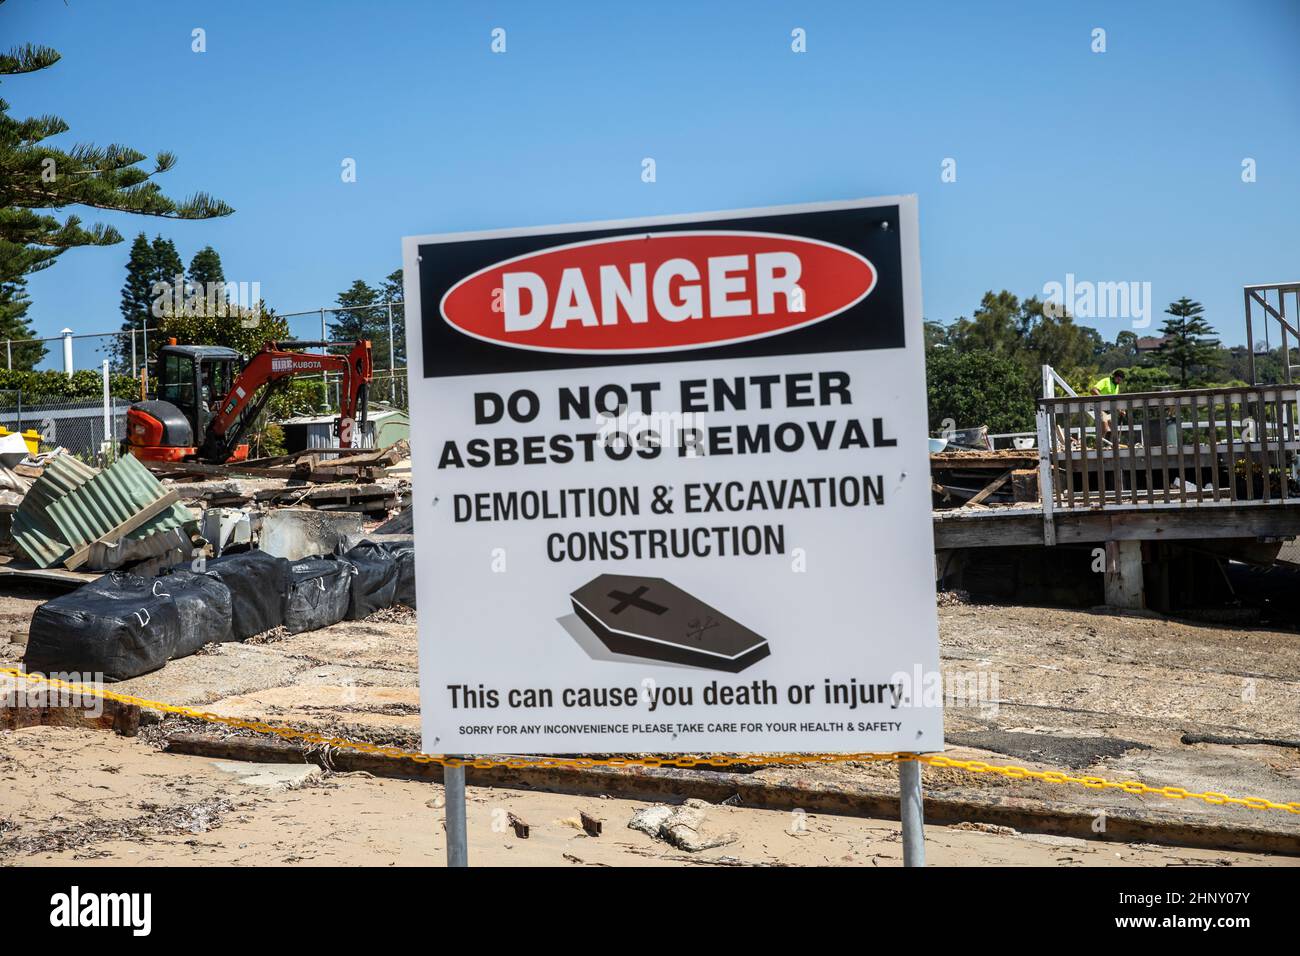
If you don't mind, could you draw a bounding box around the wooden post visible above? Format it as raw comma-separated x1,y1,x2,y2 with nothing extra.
1103,539,1144,610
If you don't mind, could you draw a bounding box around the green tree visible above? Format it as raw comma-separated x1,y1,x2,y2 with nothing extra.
187,245,225,290
116,234,185,371
151,236,183,288
946,290,1099,383
1020,297,1099,378
926,347,1036,434
116,233,155,370
329,278,398,376
330,279,382,340
0,274,45,368
923,319,951,350
0,37,232,288
379,268,405,370
153,300,288,358
947,290,1023,355
1155,297,1219,387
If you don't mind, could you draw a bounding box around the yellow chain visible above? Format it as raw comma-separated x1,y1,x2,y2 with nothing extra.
3,667,1297,815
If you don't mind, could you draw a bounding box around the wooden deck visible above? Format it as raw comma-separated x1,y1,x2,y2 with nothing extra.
934,383,1300,550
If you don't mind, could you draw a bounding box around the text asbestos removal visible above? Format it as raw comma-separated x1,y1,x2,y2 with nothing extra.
435,370,897,469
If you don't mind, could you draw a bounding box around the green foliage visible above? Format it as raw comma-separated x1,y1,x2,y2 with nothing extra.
153,301,289,359
117,233,188,369
0,367,136,400
1095,329,1138,373
1106,364,1173,393
252,422,286,458
0,39,232,288
187,246,225,289
0,274,45,368
243,380,322,456
941,290,1099,383
1154,297,1219,387
924,288,1259,431
926,347,1036,434
263,379,324,420
329,270,404,371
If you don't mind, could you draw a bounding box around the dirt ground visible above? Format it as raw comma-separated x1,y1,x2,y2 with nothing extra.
0,726,1291,867
2,584,1298,867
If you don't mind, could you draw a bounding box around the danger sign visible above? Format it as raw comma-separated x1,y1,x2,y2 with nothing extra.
403,197,943,755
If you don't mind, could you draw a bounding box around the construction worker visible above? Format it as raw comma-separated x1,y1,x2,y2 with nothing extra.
1089,369,1126,444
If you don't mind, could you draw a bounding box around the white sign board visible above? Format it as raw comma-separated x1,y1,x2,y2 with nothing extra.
403,197,942,755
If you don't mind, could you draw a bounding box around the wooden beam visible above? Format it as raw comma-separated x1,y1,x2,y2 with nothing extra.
965,469,1013,507
934,502,1300,549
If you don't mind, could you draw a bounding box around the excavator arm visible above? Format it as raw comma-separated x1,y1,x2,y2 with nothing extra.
198,340,373,463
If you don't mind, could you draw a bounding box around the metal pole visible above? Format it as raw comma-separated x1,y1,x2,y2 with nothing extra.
444,760,468,867
61,329,74,376
1279,290,1291,386
101,359,111,462
899,758,925,867
1244,289,1256,385
320,308,328,408
131,329,137,377
5,339,10,371
387,301,396,403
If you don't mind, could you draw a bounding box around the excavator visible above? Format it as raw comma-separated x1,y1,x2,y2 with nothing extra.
125,339,372,464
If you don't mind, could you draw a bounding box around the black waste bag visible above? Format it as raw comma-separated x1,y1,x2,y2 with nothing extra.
25,573,183,681
379,541,417,608
284,556,354,634
341,541,398,620
200,551,291,640
393,549,416,608
156,570,234,654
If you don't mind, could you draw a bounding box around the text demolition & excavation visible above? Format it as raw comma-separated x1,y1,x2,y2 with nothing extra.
454,475,886,523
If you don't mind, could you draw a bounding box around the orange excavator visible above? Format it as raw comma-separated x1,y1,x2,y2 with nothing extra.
126,339,372,464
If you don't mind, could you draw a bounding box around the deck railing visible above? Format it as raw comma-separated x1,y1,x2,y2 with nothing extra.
1037,385,1299,510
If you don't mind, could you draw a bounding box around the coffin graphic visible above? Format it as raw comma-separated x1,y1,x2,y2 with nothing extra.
570,574,770,673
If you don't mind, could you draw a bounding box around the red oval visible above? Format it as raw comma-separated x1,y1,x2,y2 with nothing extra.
440,230,876,354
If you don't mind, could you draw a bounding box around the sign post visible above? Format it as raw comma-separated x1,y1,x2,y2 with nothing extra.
443,760,468,867
900,759,925,866
403,198,942,866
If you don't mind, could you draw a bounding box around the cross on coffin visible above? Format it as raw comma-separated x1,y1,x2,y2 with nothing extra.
570,574,770,673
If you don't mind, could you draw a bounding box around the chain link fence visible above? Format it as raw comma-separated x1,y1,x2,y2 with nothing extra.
6,301,410,413
0,389,129,463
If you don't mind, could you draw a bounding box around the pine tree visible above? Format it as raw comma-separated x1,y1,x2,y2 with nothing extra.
380,269,405,368
151,237,183,290
330,281,384,368
1155,297,1219,387
0,41,232,288
187,246,225,292
116,233,156,369
0,275,46,369
185,245,227,319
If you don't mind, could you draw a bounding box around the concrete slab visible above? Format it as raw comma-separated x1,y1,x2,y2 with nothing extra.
211,760,320,790
260,509,363,560
203,685,421,735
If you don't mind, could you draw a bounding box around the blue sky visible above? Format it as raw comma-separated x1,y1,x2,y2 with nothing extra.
5,0,1299,368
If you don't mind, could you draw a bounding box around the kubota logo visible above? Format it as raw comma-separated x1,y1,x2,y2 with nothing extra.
439,231,877,354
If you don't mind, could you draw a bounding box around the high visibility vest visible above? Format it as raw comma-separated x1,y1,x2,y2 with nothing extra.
1093,376,1120,395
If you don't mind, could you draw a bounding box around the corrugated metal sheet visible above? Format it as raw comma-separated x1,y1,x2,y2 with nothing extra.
12,453,197,568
